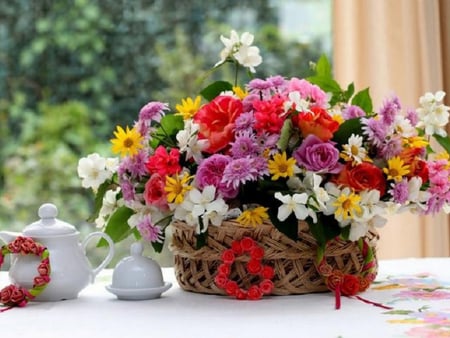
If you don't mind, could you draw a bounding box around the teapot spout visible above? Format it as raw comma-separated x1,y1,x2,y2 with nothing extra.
0,231,21,245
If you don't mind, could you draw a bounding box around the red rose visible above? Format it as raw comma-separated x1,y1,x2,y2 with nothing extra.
231,240,243,255
250,246,265,260
194,95,243,153
143,173,169,210
333,162,386,196
292,107,339,142
33,275,50,287
240,237,255,252
217,263,231,276
221,249,235,265
214,273,228,289
259,279,274,295
38,259,51,276
341,274,360,296
261,265,275,279
253,95,286,134
358,276,370,292
225,280,239,296
247,285,263,300
235,288,247,300
326,270,344,291
246,259,262,274
408,158,429,183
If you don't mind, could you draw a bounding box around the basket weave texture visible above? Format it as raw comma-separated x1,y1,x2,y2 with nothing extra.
171,219,378,296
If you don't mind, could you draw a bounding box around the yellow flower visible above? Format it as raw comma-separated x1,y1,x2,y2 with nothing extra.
267,151,297,180
333,189,362,222
383,156,410,182
236,207,269,227
232,86,248,100
175,96,202,120
403,136,428,148
110,126,143,157
165,172,193,204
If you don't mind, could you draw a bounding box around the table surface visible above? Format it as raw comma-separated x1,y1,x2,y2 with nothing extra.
1,257,450,338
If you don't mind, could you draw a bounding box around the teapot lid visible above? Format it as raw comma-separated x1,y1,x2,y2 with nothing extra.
23,203,77,236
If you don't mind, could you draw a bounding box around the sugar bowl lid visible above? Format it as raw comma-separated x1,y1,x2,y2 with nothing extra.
23,203,77,237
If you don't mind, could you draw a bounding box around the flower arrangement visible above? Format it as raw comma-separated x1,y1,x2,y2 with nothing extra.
78,30,450,296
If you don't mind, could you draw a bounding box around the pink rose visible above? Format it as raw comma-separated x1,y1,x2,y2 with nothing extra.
143,173,169,210
38,258,51,276
34,275,51,287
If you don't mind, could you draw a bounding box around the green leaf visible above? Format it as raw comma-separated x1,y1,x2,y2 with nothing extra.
200,81,233,101
343,83,355,102
87,179,112,222
306,75,342,93
98,206,134,246
307,214,341,247
434,134,450,154
151,241,164,253
315,54,332,77
351,88,373,114
268,207,298,241
150,113,183,148
195,232,207,249
332,118,363,146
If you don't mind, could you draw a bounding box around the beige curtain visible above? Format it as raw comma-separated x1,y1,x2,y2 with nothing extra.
333,0,450,258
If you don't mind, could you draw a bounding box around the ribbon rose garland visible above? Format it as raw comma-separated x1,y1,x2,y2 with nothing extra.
214,236,274,300
0,236,51,312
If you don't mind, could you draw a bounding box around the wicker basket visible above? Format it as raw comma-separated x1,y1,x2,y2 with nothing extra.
171,219,378,296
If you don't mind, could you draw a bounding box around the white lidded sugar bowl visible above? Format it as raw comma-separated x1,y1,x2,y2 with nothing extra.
0,203,115,301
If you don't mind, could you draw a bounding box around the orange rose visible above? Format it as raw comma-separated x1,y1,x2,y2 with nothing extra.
194,95,243,153
333,162,387,196
341,274,360,296
292,106,339,141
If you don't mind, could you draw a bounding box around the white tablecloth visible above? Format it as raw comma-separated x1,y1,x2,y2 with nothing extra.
1,258,450,338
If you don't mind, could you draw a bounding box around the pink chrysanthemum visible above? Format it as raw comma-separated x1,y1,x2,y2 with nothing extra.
137,215,164,243
222,157,259,190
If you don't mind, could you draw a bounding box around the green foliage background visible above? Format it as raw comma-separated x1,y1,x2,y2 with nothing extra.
0,0,330,265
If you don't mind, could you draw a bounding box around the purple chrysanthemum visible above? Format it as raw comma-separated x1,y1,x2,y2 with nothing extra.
221,157,258,190
139,101,169,124
195,154,237,198
137,215,164,243
230,131,260,158
119,178,136,202
379,95,401,126
406,107,419,126
361,117,388,147
342,105,366,119
267,75,287,92
377,137,403,159
119,150,149,179
390,180,409,204
234,111,256,132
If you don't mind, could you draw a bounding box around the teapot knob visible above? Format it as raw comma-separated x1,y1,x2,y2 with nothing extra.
38,203,58,220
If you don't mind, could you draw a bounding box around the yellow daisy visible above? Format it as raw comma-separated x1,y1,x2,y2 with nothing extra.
110,125,143,157
383,156,410,182
165,172,193,204
403,136,428,148
232,86,248,100
236,207,269,227
267,151,297,180
333,190,362,222
175,96,202,120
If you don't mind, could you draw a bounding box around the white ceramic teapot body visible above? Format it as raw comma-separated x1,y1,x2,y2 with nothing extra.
0,203,115,301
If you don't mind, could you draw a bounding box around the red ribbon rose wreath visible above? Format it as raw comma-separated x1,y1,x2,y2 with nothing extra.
0,236,51,312
214,237,274,300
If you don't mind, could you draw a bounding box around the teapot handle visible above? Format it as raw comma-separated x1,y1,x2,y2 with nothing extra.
81,232,115,282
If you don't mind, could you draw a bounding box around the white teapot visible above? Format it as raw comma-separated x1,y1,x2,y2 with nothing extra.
0,203,115,301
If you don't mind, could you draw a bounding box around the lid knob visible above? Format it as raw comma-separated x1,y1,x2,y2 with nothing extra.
130,242,144,257
38,203,58,220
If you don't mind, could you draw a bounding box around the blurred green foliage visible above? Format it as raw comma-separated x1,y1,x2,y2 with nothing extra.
0,0,330,264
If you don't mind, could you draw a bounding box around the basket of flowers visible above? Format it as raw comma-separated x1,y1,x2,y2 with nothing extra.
78,30,450,304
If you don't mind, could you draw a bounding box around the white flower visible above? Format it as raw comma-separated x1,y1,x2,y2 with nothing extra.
416,91,450,137
77,153,113,190
341,134,367,164
178,186,228,233
284,91,310,113
274,192,311,222
176,120,208,163
349,214,387,241
215,30,262,73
